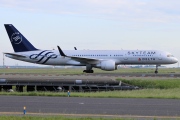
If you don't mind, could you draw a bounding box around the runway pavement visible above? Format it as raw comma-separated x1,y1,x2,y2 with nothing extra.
0,73,179,82
0,96,179,118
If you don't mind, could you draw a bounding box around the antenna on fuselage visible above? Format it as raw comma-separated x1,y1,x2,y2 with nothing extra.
74,47,77,50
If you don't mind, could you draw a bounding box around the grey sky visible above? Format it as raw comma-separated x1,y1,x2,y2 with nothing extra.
0,0,180,67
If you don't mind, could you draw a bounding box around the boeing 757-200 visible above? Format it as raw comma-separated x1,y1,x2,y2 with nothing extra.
4,24,178,73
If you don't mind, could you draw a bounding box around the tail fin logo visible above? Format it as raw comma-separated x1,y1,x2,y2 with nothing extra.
11,32,22,44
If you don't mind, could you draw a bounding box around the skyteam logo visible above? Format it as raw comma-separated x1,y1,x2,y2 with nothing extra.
11,32,22,44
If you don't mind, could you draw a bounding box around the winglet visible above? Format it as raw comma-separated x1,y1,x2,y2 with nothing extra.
57,46,66,56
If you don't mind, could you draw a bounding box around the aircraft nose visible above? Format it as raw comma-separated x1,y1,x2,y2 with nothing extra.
173,57,178,63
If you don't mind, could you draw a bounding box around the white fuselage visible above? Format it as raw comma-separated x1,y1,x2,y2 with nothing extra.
6,49,178,68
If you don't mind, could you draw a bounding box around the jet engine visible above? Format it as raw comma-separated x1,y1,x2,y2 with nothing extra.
100,60,116,71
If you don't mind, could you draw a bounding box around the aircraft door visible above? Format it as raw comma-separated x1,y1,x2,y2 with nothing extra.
158,54,162,60
124,54,128,60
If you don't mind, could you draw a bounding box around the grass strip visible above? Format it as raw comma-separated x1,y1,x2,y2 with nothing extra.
0,68,179,74
117,78,180,89
0,88,180,99
0,116,127,120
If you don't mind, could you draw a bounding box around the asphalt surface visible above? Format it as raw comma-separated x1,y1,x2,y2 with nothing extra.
0,96,179,118
0,73,179,82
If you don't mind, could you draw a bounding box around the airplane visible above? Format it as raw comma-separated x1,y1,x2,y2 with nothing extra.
4,24,178,73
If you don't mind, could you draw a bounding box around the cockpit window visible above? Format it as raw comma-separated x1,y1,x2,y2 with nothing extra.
167,54,174,57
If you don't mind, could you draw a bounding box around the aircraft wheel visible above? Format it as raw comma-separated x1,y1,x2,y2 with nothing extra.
83,70,94,73
90,70,94,73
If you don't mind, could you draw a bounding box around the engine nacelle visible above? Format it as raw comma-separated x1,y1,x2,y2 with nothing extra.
100,60,116,71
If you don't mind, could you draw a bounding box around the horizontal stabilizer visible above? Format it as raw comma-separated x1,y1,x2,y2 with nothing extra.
4,53,26,58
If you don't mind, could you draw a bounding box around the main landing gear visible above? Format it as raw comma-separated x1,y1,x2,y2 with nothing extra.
83,64,94,73
155,65,159,74
83,70,94,73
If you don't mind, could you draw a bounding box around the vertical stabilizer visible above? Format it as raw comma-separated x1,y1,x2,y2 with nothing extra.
4,24,38,52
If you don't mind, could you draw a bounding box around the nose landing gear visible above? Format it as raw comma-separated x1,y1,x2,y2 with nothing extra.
155,65,159,74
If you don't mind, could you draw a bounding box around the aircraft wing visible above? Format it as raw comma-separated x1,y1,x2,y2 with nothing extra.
66,56,100,64
57,46,100,64
4,53,26,58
